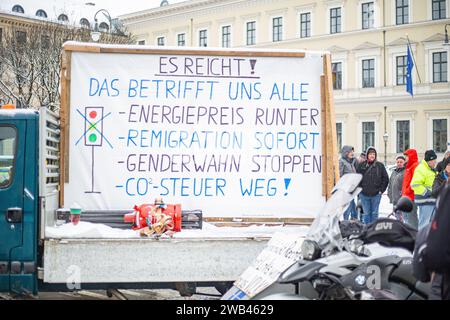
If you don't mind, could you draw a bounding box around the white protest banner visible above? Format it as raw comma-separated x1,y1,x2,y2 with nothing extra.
64,44,326,217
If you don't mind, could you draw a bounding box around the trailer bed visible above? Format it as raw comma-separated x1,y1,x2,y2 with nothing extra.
42,225,307,284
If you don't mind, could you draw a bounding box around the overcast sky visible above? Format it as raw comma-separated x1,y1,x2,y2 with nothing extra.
0,0,187,18
82,0,187,17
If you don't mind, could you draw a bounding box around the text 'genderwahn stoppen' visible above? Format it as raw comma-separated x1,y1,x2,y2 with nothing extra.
123,153,322,174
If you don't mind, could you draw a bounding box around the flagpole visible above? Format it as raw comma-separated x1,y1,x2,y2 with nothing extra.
406,35,422,84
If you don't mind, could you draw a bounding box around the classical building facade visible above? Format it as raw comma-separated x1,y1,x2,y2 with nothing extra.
0,0,111,31
121,0,450,162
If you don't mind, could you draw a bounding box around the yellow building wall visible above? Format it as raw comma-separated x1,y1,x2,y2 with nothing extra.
121,0,450,162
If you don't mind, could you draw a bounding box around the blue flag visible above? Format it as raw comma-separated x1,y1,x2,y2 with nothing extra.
406,44,414,96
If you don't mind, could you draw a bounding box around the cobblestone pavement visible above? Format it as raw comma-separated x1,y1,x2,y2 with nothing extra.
1,287,222,300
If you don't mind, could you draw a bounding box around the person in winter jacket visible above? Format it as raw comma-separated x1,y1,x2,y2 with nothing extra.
411,150,438,229
339,145,358,220
424,183,450,300
401,149,420,229
388,155,406,205
432,157,450,199
435,150,450,173
356,147,389,224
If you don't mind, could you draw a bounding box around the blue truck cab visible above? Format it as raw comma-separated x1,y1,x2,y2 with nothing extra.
0,109,39,295
0,108,268,298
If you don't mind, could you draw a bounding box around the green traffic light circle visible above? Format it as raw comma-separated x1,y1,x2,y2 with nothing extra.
89,133,97,143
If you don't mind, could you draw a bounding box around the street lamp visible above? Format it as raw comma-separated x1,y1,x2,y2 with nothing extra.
383,132,389,166
91,9,112,42
444,24,450,47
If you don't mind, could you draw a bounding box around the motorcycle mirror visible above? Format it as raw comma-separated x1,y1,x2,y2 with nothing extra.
394,196,413,213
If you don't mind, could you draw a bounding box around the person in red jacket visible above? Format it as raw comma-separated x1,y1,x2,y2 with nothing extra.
402,148,419,229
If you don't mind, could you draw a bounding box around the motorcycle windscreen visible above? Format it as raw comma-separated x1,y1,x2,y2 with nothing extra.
306,173,362,252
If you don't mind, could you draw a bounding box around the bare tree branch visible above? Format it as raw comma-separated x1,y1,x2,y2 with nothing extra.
0,19,133,109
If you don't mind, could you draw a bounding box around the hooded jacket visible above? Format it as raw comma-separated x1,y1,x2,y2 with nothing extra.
411,160,437,205
339,145,356,177
402,149,419,201
356,146,389,197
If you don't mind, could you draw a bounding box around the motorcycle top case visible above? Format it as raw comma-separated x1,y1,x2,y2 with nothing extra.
361,218,417,252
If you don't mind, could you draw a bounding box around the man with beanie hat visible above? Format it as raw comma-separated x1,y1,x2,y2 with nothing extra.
411,149,438,229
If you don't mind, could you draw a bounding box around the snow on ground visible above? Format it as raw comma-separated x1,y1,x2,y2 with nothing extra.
45,221,309,239
45,194,392,239
45,222,139,239
173,223,309,239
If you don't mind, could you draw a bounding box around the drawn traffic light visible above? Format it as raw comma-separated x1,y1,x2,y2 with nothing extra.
75,106,113,194
84,107,103,146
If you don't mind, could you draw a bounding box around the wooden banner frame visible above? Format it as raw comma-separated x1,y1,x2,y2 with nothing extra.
59,43,339,215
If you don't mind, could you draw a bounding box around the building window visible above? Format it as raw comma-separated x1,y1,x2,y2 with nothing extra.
199,30,207,47
222,25,231,48
433,52,447,83
362,121,375,151
330,7,342,34
332,62,342,90
272,17,283,42
80,18,90,29
16,31,26,45
300,12,311,38
12,5,24,14
396,55,407,85
396,120,410,153
433,119,448,152
58,14,69,22
99,22,109,32
396,0,409,25
246,21,256,45
138,40,145,45
157,37,165,46
336,122,343,152
362,2,374,29
36,9,47,18
432,0,447,20
177,33,185,46
362,59,375,88
0,28,2,43
0,126,16,189
41,35,50,49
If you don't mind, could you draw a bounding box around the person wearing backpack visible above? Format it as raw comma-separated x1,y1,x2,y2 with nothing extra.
356,147,389,224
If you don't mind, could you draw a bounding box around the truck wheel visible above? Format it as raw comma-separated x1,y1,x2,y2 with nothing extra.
214,282,234,295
